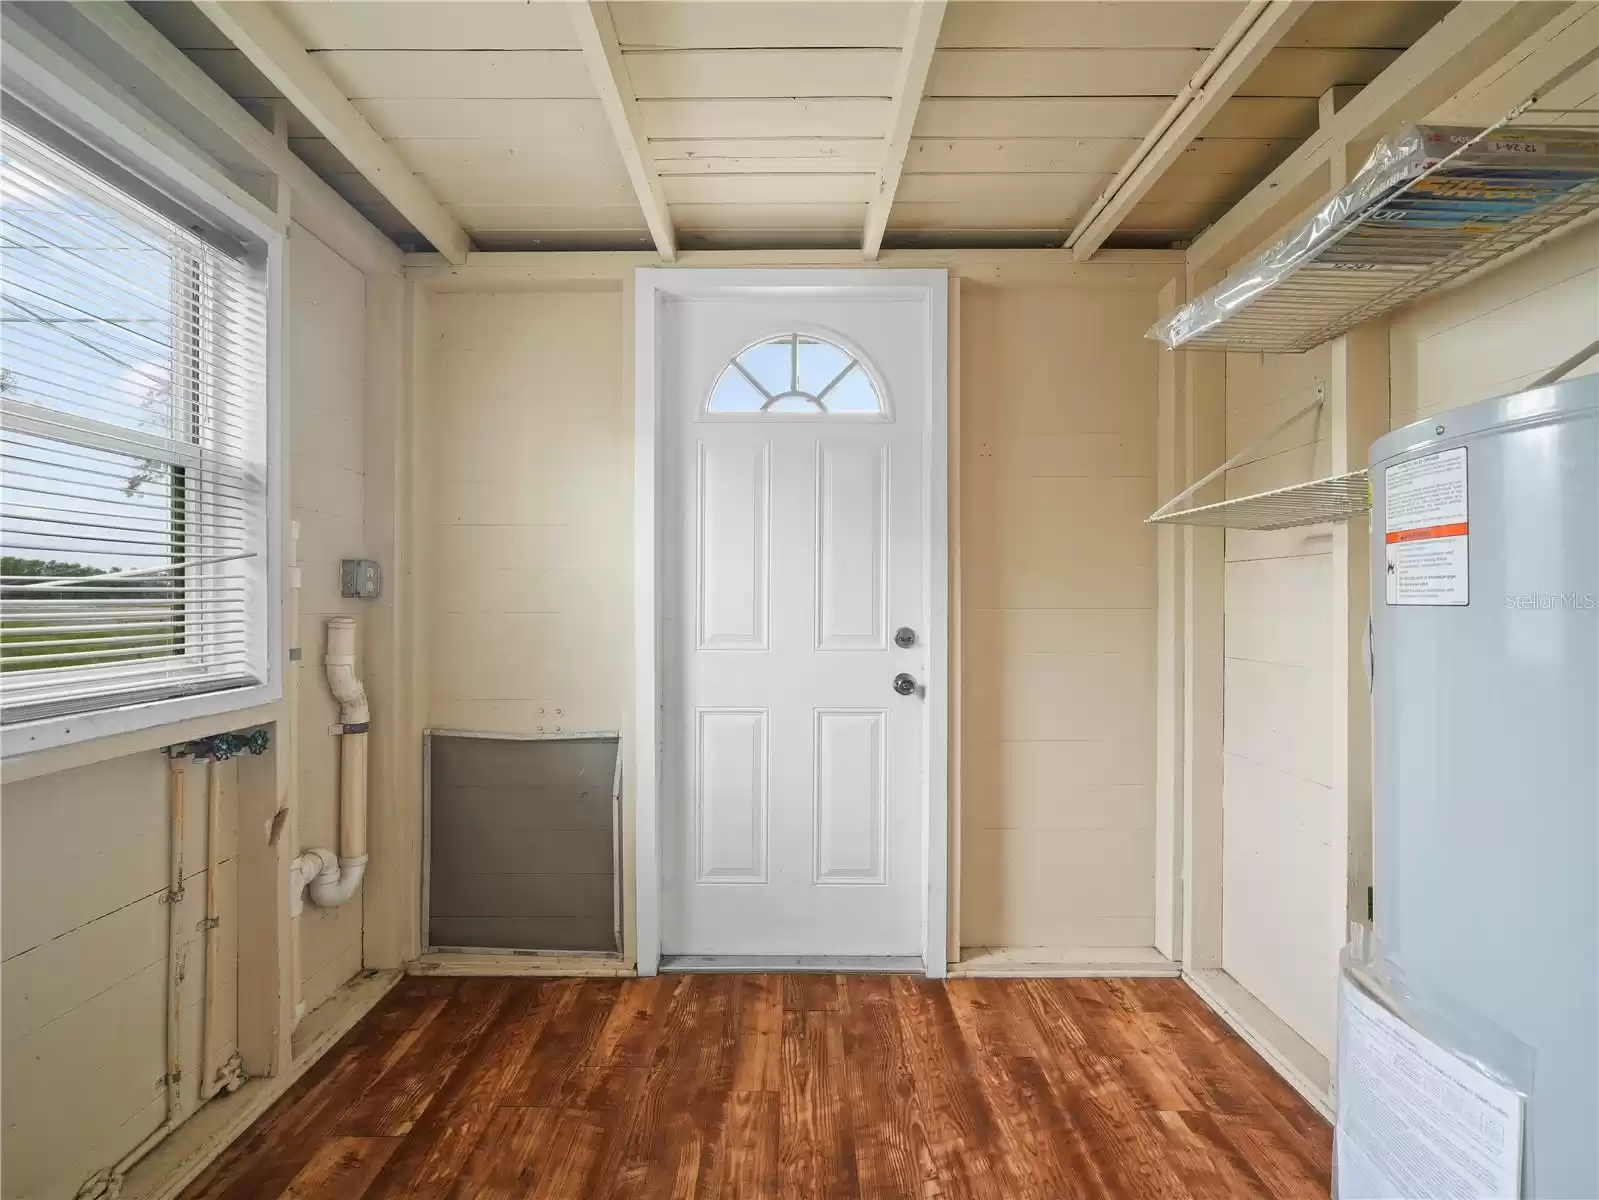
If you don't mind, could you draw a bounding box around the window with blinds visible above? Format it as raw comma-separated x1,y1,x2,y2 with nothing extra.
1,118,270,727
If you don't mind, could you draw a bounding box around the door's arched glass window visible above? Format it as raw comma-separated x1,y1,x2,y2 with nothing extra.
707,334,883,415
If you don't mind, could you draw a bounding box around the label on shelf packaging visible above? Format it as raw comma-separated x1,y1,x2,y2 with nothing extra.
1385,447,1469,606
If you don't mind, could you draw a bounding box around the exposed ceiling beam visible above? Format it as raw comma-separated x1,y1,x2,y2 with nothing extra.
570,1,676,262
67,1,401,275
1066,0,1309,262
1187,0,1566,271
194,0,472,265
862,0,947,261
402,247,1184,292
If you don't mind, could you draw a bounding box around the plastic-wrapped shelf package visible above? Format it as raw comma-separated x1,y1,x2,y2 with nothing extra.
1148,125,1599,353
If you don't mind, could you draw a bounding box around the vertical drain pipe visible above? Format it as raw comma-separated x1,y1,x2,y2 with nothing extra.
308,617,369,906
198,753,244,1100
286,523,307,1024
163,752,186,1127
291,617,369,929
199,754,221,1098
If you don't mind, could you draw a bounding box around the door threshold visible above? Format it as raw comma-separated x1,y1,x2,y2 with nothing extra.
660,954,924,974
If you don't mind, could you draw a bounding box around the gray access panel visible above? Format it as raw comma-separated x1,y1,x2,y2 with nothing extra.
425,732,621,954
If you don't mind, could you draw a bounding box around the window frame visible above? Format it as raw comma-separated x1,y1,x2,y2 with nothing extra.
699,327,895,423
0,104,284,760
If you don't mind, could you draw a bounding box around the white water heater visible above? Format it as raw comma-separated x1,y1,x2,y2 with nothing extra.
1368,374,1598,1197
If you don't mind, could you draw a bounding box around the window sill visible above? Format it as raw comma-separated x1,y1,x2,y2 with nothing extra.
1,683,283,783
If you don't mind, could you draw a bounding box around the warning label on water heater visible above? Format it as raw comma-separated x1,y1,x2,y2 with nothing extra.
1385,448,1468,606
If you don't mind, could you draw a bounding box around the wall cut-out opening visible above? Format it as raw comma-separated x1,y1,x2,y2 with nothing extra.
707,332,884,415
425,732,621,955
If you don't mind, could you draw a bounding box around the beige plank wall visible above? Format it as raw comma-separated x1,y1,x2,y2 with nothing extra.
418,274,1170,959
423,289,631,740
1390,223,1599,427
1219,344,1340,1061
289,224,373,1013
959,283,1161,952
0,223,374,1199
2,756,240,1200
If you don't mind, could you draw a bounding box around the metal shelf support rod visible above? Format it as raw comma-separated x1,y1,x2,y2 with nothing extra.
1148,382,1326,523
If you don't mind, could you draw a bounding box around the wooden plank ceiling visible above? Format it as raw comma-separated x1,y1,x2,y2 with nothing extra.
133,0,1455,254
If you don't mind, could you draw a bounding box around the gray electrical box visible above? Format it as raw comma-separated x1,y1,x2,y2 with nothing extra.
340,558,382,599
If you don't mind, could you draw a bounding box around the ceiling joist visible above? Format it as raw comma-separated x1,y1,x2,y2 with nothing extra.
1188,0,1566,271
863,0,947,261
1066,0,1309,262
570,1,677,262
194,0,472,264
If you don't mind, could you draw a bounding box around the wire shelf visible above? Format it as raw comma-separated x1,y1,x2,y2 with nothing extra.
1156,125,1599,354
1148,470,1371,530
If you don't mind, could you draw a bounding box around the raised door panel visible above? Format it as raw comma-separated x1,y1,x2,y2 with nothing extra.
814,708,887,884
696,708,769,882
696,441,770,650
816,441,888,651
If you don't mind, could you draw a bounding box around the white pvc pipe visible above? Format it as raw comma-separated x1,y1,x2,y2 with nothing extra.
287,524,305,1025
200,757,221,1100
297,617,369,911
307,738,367,907
164,755,185,1125
85,1120,173,1200
199,756,244,1102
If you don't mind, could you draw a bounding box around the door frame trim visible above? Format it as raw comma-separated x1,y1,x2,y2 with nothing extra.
632,267,950,978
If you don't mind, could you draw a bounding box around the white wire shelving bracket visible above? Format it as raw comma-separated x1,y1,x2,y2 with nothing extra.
1148,339,1599,531
1148,382,1373,531
1149,468,1370,530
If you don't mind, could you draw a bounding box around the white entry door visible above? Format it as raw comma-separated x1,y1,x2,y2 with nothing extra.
657,278,939,959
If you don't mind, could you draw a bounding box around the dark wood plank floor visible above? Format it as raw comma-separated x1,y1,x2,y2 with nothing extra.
183,974,1331,1199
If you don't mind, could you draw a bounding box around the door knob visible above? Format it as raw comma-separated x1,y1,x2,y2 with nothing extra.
893,672,918,696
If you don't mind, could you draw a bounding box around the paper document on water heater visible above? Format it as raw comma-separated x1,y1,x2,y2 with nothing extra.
1385,447,1469,606
1336,979,1524,1199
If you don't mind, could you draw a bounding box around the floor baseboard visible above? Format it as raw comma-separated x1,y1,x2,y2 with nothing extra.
120,969,402,1200
1183,966,1334,1120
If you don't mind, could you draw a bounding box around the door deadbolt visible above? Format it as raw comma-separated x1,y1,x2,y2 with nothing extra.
893,672,918,696
894,626,917,649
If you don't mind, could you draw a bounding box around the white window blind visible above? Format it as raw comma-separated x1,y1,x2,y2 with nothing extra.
1,118,270,726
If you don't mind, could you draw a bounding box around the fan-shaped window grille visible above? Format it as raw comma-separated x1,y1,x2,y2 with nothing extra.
707,333,883,415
